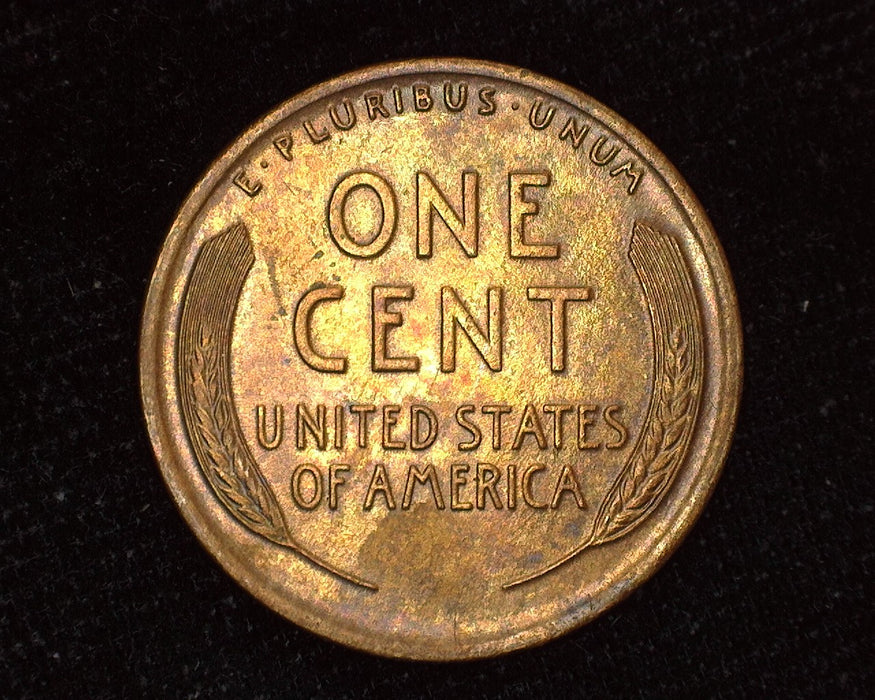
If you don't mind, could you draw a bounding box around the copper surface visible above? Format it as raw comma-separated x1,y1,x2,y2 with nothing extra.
140,58,742,660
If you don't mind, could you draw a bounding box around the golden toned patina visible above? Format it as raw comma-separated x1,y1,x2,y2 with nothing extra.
140,59,741,659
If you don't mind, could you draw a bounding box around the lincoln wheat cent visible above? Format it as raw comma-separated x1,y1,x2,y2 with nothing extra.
140,59,741,659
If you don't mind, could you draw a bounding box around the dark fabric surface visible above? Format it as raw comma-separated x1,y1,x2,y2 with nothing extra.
2,1,872,696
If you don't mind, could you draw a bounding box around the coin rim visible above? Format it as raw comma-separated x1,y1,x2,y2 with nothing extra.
140,57,743,660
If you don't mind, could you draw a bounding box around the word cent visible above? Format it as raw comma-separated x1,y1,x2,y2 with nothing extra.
141,59,741,659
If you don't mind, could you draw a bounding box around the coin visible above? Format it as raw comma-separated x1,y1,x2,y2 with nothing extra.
140,58,741,659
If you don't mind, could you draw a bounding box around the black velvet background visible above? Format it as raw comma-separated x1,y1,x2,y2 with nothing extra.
2,1,873,696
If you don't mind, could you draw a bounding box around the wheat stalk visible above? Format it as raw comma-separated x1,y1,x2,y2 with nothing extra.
176,225,383,589
502,223,702,589
590,328,695,545
188,327,289,541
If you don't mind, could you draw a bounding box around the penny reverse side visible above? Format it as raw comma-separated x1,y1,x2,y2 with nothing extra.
141,59,742,659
